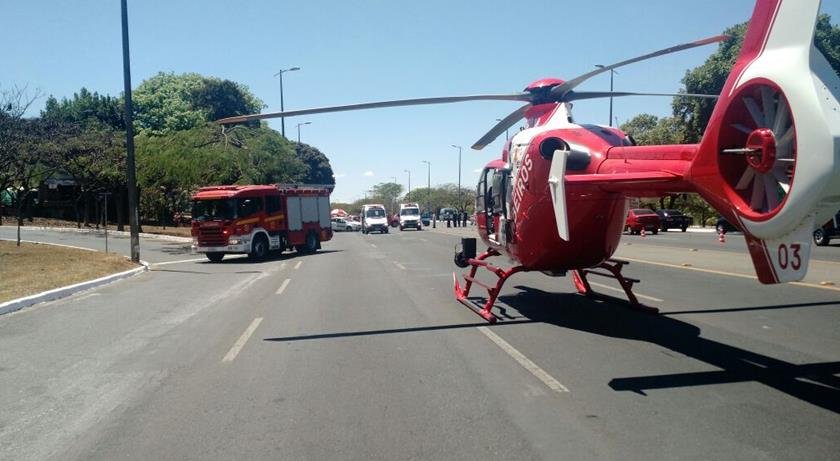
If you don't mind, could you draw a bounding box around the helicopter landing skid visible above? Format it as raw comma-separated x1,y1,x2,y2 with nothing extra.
571,259,658,313
453,249,527,323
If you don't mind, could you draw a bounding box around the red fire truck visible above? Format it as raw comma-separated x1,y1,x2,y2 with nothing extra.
191,184,333,262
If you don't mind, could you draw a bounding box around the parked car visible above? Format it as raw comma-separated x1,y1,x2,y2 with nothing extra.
420,212,431,226
331,217,358,232
625,208,660,235
656,209,692,232
439,207,457,221
813,210,840,246
715,216,738,234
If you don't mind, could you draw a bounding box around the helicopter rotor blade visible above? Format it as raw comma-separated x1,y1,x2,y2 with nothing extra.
564,91,719,101
549,34,729,99
471,104,532,150
217,93,531,125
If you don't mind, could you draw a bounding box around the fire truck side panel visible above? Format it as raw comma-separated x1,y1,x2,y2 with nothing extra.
318,196,330,227
301,197,318,223
287,197,303,231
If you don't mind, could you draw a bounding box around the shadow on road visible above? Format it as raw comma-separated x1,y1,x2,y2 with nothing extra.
498,285,840,414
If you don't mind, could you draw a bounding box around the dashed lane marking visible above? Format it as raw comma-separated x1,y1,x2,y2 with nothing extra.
150,258,207,267
222,317,263,363
280,262,287,270
587,281,664,302
294,261,302,270
370,243,377,248
477,326,569,394
393,261,407,270
276,278,291,295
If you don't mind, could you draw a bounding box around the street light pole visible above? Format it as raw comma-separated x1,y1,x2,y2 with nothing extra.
404,169,411,201
595,64,618,127
296,121,311,143
120,0,140,263
274,66,300,137
421,160,430,213
451,145,462,211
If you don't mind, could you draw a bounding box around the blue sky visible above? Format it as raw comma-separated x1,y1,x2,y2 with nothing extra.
4,1,838,202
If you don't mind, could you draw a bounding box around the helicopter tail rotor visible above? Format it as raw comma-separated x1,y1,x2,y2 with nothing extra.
689,0,840,283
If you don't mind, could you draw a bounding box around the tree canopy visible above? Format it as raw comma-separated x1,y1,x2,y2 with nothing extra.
132,72,263,136
41,88,125,130
293,142,336,185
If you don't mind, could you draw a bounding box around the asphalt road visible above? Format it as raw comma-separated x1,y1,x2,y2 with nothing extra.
1,226,838,460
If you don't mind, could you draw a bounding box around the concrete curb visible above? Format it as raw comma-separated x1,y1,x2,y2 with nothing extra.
0,240,150,316
10,225,192,243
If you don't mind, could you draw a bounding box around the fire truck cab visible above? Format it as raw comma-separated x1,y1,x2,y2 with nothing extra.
191,184,333,262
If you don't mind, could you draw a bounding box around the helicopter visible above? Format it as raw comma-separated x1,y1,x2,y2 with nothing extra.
219,0,840,323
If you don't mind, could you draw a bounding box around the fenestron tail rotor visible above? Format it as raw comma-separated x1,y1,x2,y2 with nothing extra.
720,84,795,215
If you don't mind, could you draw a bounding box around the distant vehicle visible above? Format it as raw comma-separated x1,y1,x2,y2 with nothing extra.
813,210,840,246
398,203,423,231
331,217,359,232
439,207,457,221
191,184,333,262
715,216,738,234
420,212,431,226
656,209,692,232
361,204,389,234
625,208,660,235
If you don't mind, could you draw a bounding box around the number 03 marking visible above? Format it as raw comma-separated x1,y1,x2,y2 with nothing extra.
777,243,802,270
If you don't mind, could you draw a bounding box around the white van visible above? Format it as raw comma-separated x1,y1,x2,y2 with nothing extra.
398,203,422,231
361,204,389,234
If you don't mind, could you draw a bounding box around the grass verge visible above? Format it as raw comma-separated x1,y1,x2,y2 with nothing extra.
0,240,139,303
0,217,192,238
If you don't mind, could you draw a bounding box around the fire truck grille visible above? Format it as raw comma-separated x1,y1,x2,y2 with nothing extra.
197,227,227,246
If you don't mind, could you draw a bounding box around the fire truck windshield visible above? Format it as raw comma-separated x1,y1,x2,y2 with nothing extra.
192,199,236,221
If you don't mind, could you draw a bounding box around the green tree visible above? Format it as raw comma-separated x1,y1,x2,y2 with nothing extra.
674,15,839,142
293,142,336,185
133,72,263,136
135,124,305,224
619,114,686,145
41,88,125,130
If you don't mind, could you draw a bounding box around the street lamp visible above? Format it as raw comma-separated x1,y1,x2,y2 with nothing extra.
274,66,300,137
495,118,509,141
404,169,411,201
595,64,618,127
296,121,311,143
120,0,140,262
422,160,431,214
451,145,462,211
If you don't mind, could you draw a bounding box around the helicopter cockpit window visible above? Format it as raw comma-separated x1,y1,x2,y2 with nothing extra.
491,169,507,215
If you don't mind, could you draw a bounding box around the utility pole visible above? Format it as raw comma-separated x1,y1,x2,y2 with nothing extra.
595,64,618,126
121,0,140,263
451,145,462,211
274,67,300,137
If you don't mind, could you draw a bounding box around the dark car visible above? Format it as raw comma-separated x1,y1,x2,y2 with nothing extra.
420,212,431,226
656,209,693,232
813,210,840,246
625,208,661,235
715,217,739,234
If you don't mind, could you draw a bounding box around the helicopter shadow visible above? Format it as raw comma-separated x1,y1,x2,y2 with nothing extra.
498,285,840,414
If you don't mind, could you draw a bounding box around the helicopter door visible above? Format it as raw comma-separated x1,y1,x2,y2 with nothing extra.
488,168,510,244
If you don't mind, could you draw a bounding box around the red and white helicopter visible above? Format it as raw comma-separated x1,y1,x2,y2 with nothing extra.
220,0,839,323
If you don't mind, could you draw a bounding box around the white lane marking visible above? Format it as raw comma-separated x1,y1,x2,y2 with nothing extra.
151,258,207,267
370,243,377,248
75,293,101,301
393,261,407,270
587,281,664,302
477,327,569,393
294,261,302,270
276,278,291,295
280,262,287,270
223,317,263,363
419,238,428,242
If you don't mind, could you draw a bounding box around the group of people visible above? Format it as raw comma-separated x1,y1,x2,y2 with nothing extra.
444,211,470,228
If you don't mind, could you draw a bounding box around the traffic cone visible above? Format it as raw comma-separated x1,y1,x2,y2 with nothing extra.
641,228,646,238
718,231,725,244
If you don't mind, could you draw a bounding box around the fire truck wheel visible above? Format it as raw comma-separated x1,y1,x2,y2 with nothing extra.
206,252,224,263
304,232,319,253
249,235,269,260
